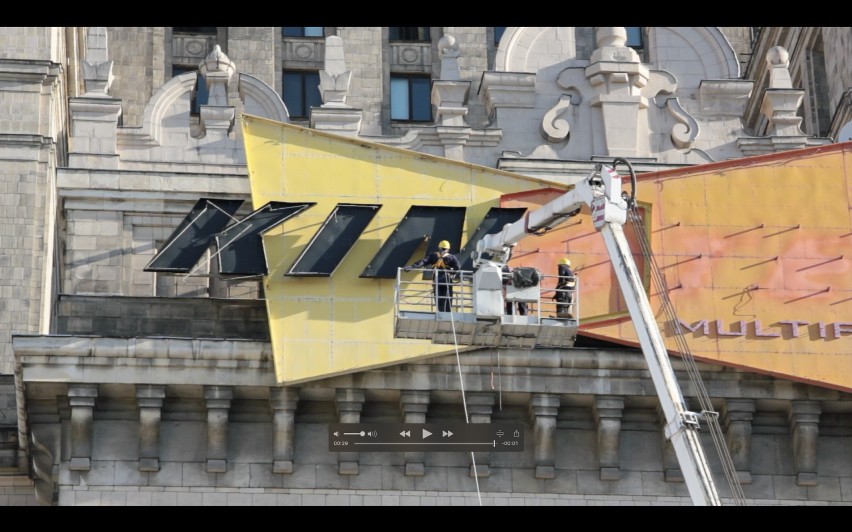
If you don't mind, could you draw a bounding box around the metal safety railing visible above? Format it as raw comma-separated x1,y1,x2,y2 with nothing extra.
537,273,579,320
395,268,475,315
394,267,579,321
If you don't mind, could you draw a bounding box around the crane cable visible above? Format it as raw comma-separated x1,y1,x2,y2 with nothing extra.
445,272,483,506
614,158,747,506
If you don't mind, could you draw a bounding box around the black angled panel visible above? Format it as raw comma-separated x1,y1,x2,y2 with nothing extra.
216,202,315,276
457,207,528,270
145,198,245,273
288,204,381,277
360,205,465,279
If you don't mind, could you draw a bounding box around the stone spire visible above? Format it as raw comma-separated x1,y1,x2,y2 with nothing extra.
760,46,805,137
69,27,122,168
318,36,352,108
585,27,650,157
431,34,471,160
311,35,362,136
197,45,236,139
739,45,831,155
198,45,235,106
438,34,461,81
81,27,114,96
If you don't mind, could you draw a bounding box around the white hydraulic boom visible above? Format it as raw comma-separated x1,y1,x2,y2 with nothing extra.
471,161,722,506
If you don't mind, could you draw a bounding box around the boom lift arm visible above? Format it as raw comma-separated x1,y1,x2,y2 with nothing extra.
472,161,722,506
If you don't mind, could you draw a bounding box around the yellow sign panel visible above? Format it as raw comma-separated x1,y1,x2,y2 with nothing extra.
241,115,569,384
243,112,852,392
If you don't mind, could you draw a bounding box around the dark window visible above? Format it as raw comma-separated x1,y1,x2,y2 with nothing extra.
390,75,432,122
145,198,245,273
805,36,831,137
360,206,465,279
288,204,381,277
173,66,209,115
751,27,763,47
173,27,217,34
389,27,430,41
494,27,506,45
282,27,324,37
283,70,322,119
625,27,644,50
217,202,315,276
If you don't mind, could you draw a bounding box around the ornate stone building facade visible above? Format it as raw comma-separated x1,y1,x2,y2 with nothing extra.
1,27,851,506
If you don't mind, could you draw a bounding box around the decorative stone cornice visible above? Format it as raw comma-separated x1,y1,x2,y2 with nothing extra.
699,80,754,116
12,335,274,388
432,80,470,127
310,106,362,136
479,71,537,119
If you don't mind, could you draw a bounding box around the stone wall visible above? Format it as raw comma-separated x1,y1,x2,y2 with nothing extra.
55,296,269,340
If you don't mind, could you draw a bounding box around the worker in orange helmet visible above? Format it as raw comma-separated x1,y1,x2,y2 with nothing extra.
404,240,461,313
554,257,576,317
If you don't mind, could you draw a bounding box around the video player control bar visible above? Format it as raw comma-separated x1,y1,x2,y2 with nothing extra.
328,423,524,452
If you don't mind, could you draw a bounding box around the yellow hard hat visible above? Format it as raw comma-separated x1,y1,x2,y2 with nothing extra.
559,258,571,266
438,240,450,249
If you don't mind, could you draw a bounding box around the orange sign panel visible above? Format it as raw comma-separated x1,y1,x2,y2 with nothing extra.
522,143,852,392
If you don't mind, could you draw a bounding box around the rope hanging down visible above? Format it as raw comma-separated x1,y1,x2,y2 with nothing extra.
447,289,484,507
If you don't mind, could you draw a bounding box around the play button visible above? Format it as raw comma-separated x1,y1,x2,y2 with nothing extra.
422,428,432,439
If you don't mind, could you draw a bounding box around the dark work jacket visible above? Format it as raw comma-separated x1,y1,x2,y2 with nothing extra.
410,250,461,284
556,264,576,287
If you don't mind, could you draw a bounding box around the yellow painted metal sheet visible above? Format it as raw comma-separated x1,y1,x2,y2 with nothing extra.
241,115,569,384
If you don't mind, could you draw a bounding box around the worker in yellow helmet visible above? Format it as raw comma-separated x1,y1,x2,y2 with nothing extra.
404,239,461,312
554,257,576,317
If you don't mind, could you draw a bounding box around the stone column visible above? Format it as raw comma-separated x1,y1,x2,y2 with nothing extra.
467,392,495,478
722,399,756,484
270,387,300,474
787,400,821,486
529,393,560,479
594,396,624,480
400,390,430,476
335,388,365,475
68,384,98,471
136,384,166,472
204,385,233,473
